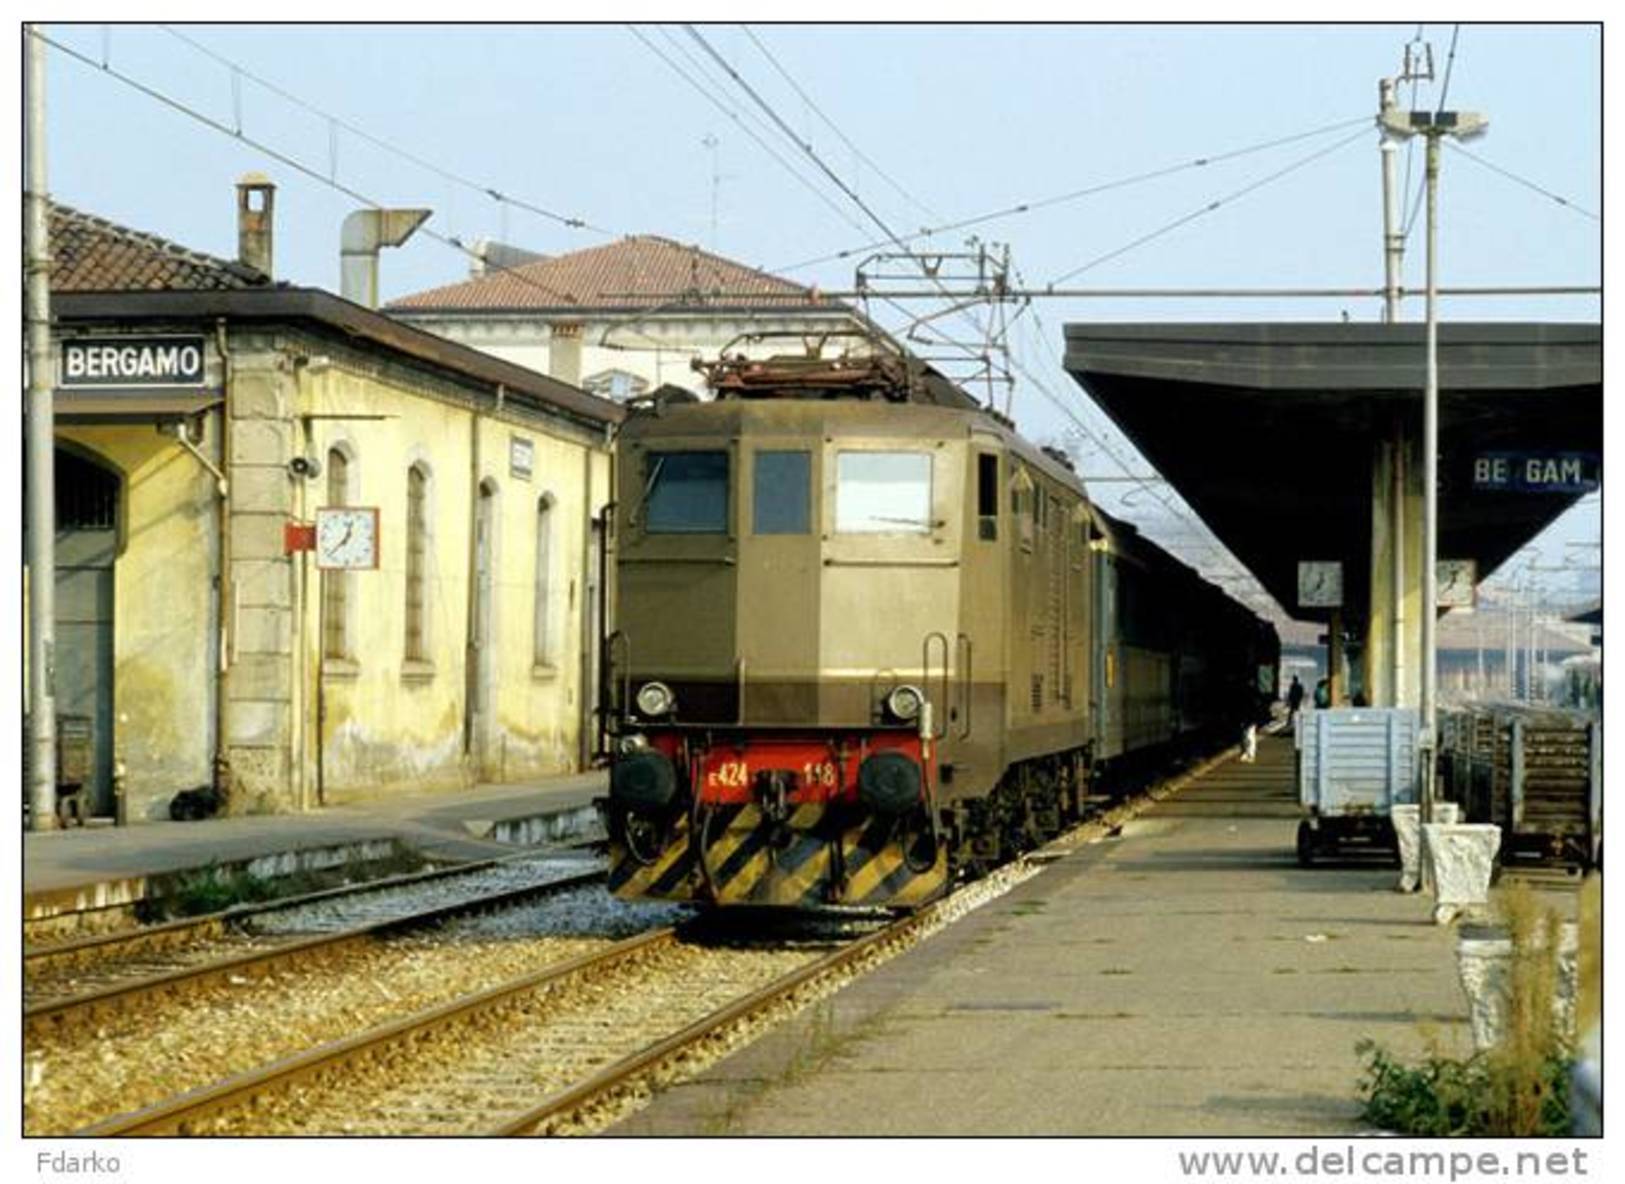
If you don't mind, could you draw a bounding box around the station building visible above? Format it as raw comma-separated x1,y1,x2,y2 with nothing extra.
32,180,621,823
386,235,865,398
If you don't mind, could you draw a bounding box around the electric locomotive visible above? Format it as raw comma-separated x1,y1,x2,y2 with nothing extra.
599,338,1276,909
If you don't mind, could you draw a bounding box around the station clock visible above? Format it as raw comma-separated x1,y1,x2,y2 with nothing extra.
315,507,380,570
1297,560,1343,608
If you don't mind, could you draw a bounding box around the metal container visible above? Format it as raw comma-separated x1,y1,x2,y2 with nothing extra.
1295,707,1419,865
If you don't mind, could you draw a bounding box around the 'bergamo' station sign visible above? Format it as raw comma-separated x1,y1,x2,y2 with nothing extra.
59,336,208,388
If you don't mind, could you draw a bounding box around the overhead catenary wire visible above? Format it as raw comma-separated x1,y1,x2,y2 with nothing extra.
773,114,1374,274
1445,142,1600,222
1007,293,1252,586
1049,124,1371,286
39,30,585,307
1434,24,1462,115
739,23,944,227
157,23,615,237
684,24,912,256
626,25,874,242
683,23,1025,411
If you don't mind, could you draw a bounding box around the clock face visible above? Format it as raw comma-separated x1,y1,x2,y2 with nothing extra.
315,507,379,570
1298,560,1343,608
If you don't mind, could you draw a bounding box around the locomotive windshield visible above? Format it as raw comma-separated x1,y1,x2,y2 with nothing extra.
644,451,728,533
753,450,812,534
835,451,931,534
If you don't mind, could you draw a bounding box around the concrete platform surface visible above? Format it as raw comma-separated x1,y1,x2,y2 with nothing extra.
24,770,606,901
613,736,1485,1136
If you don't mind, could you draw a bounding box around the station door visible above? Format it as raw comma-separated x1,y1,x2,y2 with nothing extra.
54,447,119,816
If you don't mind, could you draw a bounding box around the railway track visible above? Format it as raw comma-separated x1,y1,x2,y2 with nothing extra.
81,895,962,1136
24,855,601,1018
38,747,1235,1136
70,747,1234,1136
25,878,681,1135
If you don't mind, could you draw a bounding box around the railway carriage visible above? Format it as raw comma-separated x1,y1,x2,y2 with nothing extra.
600,341,1276,908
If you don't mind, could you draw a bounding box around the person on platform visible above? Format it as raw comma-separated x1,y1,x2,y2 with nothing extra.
1287,675,1305,724
1314,678,1331,709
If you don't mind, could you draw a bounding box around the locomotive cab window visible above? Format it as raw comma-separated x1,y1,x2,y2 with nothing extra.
753,450,811,534
976,452,998,541
835,451,931,534
644,451,729,533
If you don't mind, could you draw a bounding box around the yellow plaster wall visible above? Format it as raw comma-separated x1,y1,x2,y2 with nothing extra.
297,363,603,800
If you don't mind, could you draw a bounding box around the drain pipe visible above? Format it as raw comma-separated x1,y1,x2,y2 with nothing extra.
213,319,234,804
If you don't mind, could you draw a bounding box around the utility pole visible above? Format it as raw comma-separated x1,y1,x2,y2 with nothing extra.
1376,45,1429,711
25,23,58,831
1378,76,1406,323
1380,101,1489,826
1378,78,1407,708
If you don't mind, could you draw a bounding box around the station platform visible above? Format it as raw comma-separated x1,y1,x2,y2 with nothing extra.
23,770,606,923
614,734,1501,1136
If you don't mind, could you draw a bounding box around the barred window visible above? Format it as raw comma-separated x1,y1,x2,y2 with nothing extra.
322,448,350,660
405,464,429,662
55,448,118,531
533,494,555,666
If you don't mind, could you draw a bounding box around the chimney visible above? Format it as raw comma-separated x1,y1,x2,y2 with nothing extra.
237,172,275,277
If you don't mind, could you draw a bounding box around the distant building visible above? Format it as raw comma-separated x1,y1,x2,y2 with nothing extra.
1271,605,1596,708
31,181,620,823
387,235,867,398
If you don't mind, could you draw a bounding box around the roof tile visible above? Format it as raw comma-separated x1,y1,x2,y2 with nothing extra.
389,234,821,311
47,202,274,293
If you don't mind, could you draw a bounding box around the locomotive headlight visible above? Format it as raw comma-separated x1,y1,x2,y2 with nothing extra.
885,684,924,723
635,681,676,718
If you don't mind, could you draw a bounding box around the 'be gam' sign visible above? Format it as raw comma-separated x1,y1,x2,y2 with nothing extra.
1472,452,1599,495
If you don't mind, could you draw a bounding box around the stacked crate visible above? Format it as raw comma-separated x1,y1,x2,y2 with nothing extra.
1442,704,1599,869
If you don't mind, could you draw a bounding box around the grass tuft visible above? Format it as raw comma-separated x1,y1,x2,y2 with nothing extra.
1357,881,1575,1136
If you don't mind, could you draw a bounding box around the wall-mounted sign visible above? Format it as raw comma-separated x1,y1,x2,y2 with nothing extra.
1437,559,1477,609
59,336,208,388
1472,452,1599,495
510,436,535,482
315,507,380,570
1297,560,1343,608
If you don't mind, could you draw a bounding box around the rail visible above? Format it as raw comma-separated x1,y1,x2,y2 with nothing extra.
27,868,604,1035
80,926,675,1136
492,909,932,1135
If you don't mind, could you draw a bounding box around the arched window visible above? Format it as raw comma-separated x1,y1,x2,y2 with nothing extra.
533,494,555,666
323,447,350,659
404,463,429,662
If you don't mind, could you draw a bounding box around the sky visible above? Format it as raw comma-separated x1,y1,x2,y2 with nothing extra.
25,19,1604,620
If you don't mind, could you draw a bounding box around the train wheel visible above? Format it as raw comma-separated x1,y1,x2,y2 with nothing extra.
1296,820,1318,868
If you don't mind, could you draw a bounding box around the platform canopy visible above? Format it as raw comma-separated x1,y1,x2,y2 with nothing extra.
1063,323,1600,623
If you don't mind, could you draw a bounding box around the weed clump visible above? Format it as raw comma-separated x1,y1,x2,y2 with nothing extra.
1356,881,1577,1136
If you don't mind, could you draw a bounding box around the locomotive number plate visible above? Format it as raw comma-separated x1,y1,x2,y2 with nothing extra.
706,760,750,790
802,761,838,788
